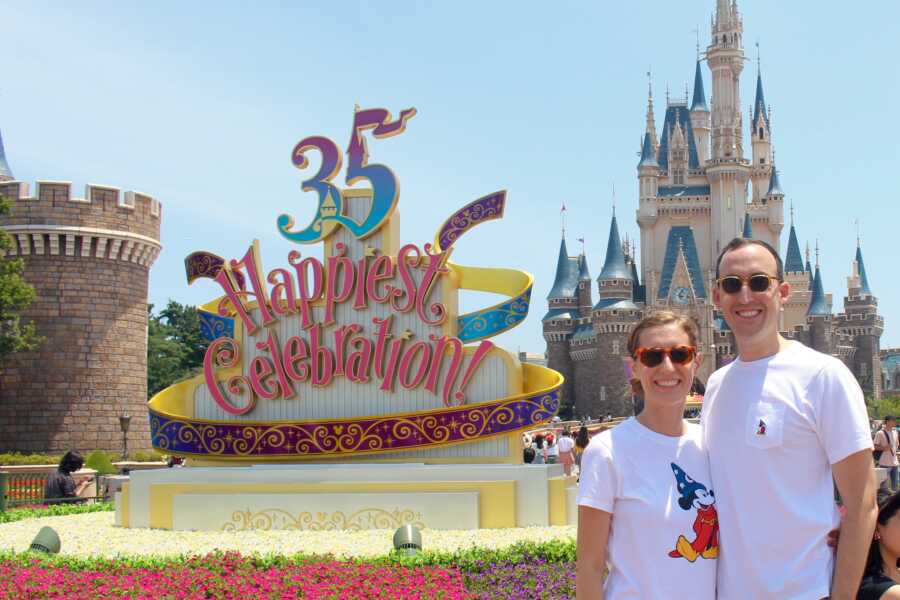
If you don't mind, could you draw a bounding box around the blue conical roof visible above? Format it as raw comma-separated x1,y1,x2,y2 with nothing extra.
597,214,632,281
784,224,804,273
630,258,640,285
0,128,13,181
547,237,579,299
856,244,872,296
578,253,591,281
742,213,753,238
691,60,708,112
753,71,769,127
767,167,784,196
807,265,829,316
637,132,659,169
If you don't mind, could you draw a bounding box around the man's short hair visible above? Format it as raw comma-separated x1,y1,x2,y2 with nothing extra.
715,237,784,281
886,415,897,423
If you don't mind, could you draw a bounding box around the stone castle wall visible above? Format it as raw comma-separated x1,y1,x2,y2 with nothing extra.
0,181,160,453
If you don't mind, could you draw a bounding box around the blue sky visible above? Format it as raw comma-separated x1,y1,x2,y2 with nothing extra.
3,1,898,352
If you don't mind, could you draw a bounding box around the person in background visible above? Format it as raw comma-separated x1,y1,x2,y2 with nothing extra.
44,450,92,504
557,429,576,476
578,311,715,599
532,434,546,465
575,424,591,474
545,433,559,464
875,417,899,491
858,489,900,599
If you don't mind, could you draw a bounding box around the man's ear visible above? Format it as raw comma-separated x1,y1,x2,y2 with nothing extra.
778,280,791,303
712,286,721,309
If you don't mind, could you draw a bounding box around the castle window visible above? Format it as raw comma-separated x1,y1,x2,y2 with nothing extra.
759,157,766,165
860,363,868,377
612,340,620,355
759,128,764,139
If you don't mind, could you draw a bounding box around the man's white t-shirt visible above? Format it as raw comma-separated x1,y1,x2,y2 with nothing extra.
875,428,899,468
557,435,575,454
577,418,716,599
701,341,872,599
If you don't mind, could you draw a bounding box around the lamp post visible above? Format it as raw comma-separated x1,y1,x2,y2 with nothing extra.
118,415,132,461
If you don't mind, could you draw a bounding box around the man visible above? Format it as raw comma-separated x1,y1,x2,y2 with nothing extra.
874,416,899,490
701,238,877,600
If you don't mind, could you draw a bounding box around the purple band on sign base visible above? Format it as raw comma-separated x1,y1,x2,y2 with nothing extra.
437,191,506,251
150,387,559,458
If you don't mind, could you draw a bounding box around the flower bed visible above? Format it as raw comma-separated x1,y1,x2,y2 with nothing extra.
0,513,579,598
0,552,472,599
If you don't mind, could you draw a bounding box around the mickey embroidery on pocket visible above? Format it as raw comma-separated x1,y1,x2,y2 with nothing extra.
668,463,719,562
757,420,767,436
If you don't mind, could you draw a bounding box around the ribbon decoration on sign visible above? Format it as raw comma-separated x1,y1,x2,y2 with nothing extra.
433,192,534,343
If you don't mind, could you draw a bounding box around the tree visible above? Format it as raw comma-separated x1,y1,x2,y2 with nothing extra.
0,195,39,368
147,300,206,398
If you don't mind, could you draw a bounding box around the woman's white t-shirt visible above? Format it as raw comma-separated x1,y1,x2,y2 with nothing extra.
577,418,717,600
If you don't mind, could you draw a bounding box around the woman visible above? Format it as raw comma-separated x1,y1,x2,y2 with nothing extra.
545,433,559,464
44,450,92,504
558,429,576,476
858,489,900,599
576,311,714,599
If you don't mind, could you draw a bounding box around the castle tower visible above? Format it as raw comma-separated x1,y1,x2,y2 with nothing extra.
750,67,773,203
782,209,812,331
543,235,579,417
576,252,593,317
707,0,752,258
690,59,711,163
591,212,640,417
0,180,161,452
806,253,832,354
835,240,884,399
742,212,753,238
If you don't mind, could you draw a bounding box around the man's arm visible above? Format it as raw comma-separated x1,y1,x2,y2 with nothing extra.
830,449,878,600
576,505,611,600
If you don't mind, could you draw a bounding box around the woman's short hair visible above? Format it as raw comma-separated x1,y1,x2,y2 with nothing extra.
865,488,900,576
626,311,700,395
58,450,84,474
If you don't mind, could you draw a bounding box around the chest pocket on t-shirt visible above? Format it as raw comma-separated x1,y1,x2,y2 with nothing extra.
746,402,785,450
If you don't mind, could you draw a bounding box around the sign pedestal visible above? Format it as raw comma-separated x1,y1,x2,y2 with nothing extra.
117,461,577,531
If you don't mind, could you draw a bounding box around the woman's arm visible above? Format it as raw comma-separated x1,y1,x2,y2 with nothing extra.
576,505,611,600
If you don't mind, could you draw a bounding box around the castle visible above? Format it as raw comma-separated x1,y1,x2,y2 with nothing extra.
543,0,885,419
0,128,161,453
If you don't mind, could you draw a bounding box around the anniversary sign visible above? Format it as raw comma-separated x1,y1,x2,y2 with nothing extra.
149,107,563,460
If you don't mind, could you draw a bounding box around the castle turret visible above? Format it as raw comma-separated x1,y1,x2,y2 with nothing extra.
806,255,832,353
590,211,640,418
742,212,753,238
0,180,162,452
690,59,711,162
543,235,579,418
782,209,812,332
835,239,884,399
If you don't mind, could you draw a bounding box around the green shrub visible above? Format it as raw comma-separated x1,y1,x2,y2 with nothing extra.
0,502,113,524
83,450,116,475
128,449,165,462
0,452,61,466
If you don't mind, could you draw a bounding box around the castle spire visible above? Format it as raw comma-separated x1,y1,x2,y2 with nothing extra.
742,213,753,238
753,60,769,129
807,261,829,316
0,126,13,182
547,235,578,300
691,59,708,112
597,212,632,282
767,164,784,197
784,214,804,273
646,71,658,152
578,252,591,281
855,238,873,296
